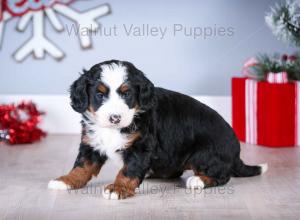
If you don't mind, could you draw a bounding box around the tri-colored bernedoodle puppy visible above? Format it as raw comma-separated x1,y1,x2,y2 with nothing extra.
48,60,267,200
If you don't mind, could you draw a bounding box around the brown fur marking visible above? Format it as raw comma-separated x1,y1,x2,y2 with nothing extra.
119,83,129,93
81,127,90,144
199,175,215,186
125,132,141,147
194,170,216,187
98,84,108,94
81,135,90,144
56,161,101,189
105,167,140,199
88,106,95,115
186,164,216,187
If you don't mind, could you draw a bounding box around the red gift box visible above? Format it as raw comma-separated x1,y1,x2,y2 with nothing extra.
232,77,298,147
0,1,2,21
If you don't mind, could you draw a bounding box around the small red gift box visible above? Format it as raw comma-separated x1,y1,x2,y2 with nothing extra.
232,77,299,147
0,2,2,21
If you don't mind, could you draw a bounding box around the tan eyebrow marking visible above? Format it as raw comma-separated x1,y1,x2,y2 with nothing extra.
98,84,108,93
119,84,129,93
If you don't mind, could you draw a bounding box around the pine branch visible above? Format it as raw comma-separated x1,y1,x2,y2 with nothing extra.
246,52,300,81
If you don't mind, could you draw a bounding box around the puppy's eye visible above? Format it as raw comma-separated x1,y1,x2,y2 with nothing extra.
121,91,131,98
96,92,104,99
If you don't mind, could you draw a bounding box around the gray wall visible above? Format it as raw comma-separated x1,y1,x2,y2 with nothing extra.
0,0,297,95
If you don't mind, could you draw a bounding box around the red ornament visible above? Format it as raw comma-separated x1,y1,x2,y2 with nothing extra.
0,101,46,145
281,54,288,61
289,55,297,61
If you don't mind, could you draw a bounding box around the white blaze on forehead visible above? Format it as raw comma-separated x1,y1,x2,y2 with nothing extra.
94,62,135,129
101,63,127,90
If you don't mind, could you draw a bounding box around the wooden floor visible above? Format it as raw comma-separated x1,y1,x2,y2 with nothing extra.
0,135,300,220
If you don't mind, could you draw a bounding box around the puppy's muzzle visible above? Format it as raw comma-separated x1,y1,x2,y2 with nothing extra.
109,114,121,124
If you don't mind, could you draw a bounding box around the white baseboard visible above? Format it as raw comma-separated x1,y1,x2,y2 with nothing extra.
0,95,231,134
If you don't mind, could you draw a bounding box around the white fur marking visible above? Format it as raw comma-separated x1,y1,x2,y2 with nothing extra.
86,125,127,169
259,163,268,174
185,176,205,189
101,63,127,92
48,180,70,190
102,188,119,200
110,192,119,200
96,63,135,128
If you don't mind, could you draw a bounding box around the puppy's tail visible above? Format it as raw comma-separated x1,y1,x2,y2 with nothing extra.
231,158,268,177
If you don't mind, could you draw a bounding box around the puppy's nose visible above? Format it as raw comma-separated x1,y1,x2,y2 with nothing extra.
109,114,121,124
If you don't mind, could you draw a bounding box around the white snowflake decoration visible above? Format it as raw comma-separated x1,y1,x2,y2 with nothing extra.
0,0,111,62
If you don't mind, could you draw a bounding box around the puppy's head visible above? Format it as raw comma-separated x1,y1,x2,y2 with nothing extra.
70,60,155,128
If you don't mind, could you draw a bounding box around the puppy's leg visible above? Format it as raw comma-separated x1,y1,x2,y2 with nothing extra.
102,153,149,199
102,167,140,200
185,153,231,189
102,135,153,200
48,144,107,190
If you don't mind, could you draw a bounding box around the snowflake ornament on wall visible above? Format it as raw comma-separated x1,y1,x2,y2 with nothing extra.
0,0,111,62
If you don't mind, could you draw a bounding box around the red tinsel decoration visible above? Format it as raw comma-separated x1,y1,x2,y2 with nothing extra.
0,101,46,145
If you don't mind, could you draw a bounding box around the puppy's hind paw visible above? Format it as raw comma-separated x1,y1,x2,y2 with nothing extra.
185,176,205,189
259,163,268,174
48,180,70,190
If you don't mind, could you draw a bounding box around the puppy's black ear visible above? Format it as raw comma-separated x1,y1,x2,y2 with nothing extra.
70,73,89,113
126,62,155,111
138,76,155,111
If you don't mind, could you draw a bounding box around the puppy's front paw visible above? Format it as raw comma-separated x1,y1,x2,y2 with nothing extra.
47,175,86,190
48,179,70,190
102,184,135,200
185,176,205,189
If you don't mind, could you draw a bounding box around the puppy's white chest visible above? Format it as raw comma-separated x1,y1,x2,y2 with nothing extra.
87,126,128,167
